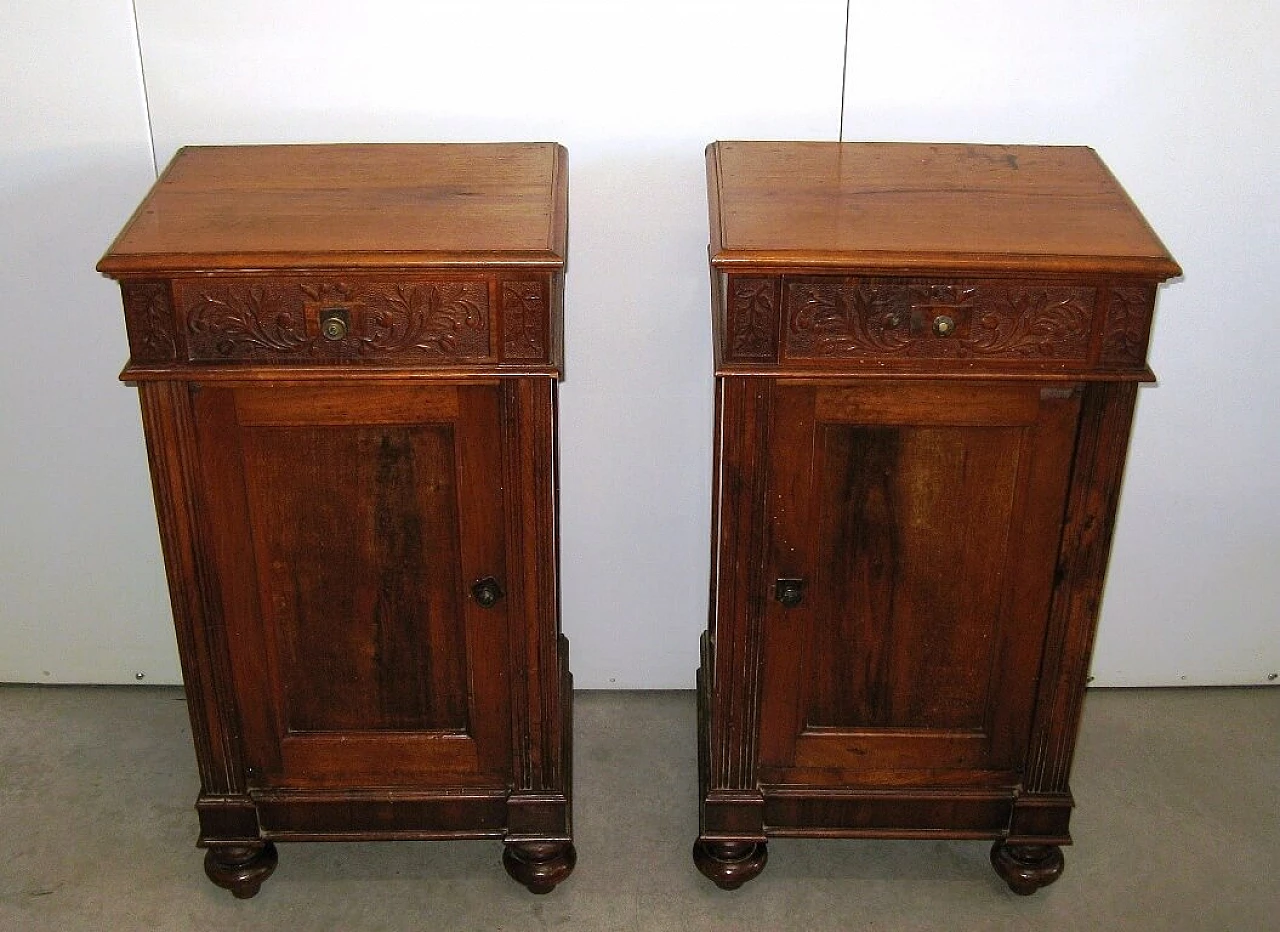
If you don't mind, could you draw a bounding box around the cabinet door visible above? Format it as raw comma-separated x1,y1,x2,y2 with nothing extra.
194,382,512,790
757,380,1080,787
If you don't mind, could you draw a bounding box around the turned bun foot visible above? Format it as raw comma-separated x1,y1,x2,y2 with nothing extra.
503,841,576,894
990,841,1065,895
203,842,278,899
693,838,768,890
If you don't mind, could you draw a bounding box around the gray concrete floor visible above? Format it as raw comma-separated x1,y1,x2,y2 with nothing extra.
1,686,1276,930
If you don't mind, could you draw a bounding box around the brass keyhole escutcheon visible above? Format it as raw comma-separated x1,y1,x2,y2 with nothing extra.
933,314,956,337
319,308,349,341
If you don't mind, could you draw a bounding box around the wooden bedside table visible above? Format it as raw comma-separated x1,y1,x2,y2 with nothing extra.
694,141,1179,893
98,143,575,896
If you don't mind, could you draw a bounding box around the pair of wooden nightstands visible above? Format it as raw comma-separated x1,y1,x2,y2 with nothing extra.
99,141,1178,897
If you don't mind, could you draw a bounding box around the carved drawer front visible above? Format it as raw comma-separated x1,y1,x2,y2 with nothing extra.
780,277,1097,365
165,276,554,366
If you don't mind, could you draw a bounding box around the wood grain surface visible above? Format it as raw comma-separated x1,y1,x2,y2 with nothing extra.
707,141,1180,277
99,143,567,274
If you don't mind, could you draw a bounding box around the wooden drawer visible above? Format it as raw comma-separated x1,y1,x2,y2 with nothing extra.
719,274,1156,374
784,276,1095,360
122,274,557,370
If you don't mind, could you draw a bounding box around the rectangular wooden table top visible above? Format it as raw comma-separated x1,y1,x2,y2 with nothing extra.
707,141,1180,279
98,143,568,276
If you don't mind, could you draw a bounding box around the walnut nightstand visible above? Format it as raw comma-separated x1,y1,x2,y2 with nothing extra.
695,141,1179,893
99,143,575,896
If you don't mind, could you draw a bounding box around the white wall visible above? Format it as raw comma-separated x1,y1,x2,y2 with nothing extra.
1,1,1275,687
0,2,171,683
843,1,1280,686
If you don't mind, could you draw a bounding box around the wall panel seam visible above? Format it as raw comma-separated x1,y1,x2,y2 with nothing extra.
129,0,159,176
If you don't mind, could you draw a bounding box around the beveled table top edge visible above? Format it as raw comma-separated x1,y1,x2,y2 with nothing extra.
707,248,1181,280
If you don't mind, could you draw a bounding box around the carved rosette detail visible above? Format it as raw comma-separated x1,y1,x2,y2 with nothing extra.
728,278,778,360
181,280,490,362
785,279,1094,361
1101,286,1155,366
501,281,549,360
122,282,177,362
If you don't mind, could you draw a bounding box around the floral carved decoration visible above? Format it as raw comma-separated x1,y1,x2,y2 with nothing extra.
1100,286,1155,366
788,280,914,356
964,287,1093,358
501,282,548,360
785,279,1094,361
122,282,177,362
728,278,778,360
188,285,309,357
181,279,490,362
357,282,488,357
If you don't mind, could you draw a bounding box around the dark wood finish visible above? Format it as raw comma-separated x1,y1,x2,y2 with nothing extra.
692,838,768,890
697,141,1179,891
203,842,278,900
502,841,578,895
756,380,1079,785
990,841,1066,895
100,144,573,895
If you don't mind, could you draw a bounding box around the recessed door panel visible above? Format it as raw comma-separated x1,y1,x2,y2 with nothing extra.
808,424,1022,732
240,422,469,734
195,382,512,789
757,381,1079,785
